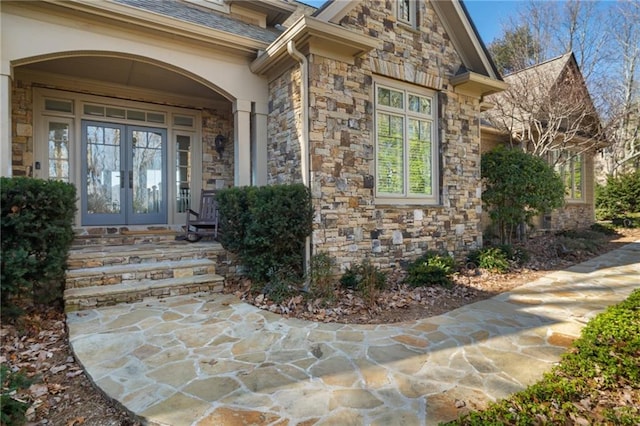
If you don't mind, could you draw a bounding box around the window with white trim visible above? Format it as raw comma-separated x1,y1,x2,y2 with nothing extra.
397,0,417,27
375,79,438,203
552,151,584,201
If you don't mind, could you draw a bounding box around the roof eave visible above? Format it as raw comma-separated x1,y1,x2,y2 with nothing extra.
251,15,377,76
451,71,509,98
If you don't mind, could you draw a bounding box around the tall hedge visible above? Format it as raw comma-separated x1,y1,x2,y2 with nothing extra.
216,184,313,284
1,177,76,313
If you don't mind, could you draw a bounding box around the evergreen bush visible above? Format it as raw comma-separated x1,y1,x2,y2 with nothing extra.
482,147,565,244
596,169,640,220
216,184,313,286
1,177,76,315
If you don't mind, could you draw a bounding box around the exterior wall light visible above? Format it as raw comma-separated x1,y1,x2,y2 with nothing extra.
214,134,225,157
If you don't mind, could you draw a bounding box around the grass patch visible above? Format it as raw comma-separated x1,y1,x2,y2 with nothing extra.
444,289,640,425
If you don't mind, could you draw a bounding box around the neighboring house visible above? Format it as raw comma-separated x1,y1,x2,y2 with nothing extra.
481,53,606,233
1,0,505,269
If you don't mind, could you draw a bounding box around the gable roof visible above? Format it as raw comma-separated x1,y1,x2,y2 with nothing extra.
483,52,606,147
490,52,596,118
505,52,573,83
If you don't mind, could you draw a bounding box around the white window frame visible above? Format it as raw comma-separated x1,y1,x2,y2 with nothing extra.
374,77,439,205
397,0,417,28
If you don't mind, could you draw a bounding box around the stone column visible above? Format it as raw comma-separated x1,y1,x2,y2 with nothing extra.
233,99,251,186
0,72,12,177
253,102,268,186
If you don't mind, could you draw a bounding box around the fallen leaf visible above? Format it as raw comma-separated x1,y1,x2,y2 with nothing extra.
29,383,49,398
67,416,85,426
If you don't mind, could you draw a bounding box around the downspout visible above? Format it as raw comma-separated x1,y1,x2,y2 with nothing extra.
286,40,311,287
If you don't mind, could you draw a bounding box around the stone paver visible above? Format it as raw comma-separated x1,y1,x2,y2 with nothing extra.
68,242,640,425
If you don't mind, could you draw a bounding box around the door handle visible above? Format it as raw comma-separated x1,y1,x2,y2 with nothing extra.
120,171,125,189
129,170,133,189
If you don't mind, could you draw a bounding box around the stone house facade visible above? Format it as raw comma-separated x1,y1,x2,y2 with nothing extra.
2,0,505,269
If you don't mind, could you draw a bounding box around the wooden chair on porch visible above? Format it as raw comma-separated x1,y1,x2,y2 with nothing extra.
184,190,218,242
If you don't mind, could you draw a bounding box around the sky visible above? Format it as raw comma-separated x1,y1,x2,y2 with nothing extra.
299,0,522,44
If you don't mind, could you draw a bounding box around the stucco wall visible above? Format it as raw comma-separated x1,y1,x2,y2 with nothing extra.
266,0,485,270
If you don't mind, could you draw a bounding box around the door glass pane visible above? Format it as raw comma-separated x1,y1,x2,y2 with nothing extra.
377,113,404,194
86,125,121,214
408,119,432,195
176,135,191,213
132,130,163,214
45,99,73,113
48,122,70,182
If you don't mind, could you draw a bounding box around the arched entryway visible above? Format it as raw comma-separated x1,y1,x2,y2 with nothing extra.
13,53,240,228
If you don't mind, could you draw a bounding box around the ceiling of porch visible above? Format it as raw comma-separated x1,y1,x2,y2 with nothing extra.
19,56,229,106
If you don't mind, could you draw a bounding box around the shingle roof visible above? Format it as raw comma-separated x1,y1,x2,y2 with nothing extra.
503,53,573,91
112,0,282,44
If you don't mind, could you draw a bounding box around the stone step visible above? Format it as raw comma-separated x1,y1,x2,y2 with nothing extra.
65,258,217,289
64,274,225,312
67,241,223,270
71,232,183,247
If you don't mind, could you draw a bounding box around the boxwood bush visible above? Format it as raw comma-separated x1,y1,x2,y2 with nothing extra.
216,184,313,287
1,177,76,315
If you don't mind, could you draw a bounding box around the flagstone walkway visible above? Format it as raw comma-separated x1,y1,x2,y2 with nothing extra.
67,241,640,426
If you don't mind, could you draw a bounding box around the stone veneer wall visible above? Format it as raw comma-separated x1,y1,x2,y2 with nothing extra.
267,67,303,184
266,0,484,270
202,108,234,191
11,79,34,177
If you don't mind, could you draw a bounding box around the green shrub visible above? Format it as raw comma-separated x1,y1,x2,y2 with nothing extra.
339,259,387,307
1,364,34,425
405,251,456,287
467,247,510,273
309,252,336,300
1,177,76,315
482,147,565,244
216,184,313,286
596,169,640,220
